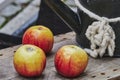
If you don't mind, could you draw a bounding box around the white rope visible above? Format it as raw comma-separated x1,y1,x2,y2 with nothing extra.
84,19,115,57
75,0,120,22
74,0,120,58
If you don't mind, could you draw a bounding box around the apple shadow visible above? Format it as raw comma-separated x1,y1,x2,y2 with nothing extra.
17,73,46,79
54,71,88,79
46,51,56,57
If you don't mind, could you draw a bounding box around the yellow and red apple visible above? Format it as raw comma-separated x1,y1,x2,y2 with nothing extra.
22,25,54,54
54,45,88,78
13,45,46,77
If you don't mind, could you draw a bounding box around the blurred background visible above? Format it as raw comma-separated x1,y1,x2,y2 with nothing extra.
0,0,76,49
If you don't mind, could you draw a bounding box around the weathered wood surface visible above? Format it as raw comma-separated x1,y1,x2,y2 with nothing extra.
0,38,120,80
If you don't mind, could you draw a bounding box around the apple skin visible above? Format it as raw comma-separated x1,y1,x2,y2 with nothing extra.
54,45,88,78
13,45,46,77
22,25,54,54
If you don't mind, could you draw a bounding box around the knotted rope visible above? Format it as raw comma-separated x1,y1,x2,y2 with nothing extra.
75,0,120,58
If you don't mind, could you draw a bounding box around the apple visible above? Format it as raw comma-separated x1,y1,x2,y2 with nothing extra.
54,45,88,78
13,44,46,77
22,25,54,54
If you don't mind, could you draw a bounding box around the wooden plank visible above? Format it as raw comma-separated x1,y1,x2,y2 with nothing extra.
0,38,120,80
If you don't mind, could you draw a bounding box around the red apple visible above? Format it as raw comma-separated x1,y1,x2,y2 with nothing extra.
22,25,54,54
13,44,46,77
54,45,88,78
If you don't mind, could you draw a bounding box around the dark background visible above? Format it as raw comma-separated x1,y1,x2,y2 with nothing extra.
36,0,72,35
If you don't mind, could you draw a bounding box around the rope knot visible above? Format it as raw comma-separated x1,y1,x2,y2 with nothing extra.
85,18,115,58
75,0,118,58
101,17,109,22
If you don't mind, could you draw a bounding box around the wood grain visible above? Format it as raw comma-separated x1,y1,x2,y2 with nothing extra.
0,38,120,80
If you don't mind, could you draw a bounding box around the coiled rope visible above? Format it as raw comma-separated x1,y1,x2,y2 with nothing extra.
75,0,120,58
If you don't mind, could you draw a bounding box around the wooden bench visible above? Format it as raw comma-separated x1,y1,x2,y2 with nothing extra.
0,32,120,80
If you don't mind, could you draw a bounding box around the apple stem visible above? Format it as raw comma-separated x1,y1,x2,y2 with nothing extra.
26,47,34,52
70,46,76,49
38,27,43,30
71,46,75,48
